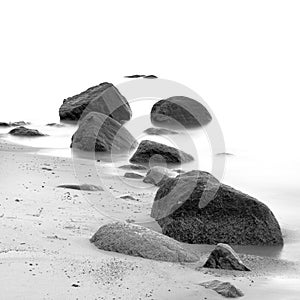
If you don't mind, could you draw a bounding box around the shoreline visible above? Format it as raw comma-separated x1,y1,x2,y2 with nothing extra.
0,138,299,299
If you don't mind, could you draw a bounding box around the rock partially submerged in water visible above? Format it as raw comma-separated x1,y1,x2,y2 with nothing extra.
119,164,148,171
143,75,158,79
151,170,283,245
57,184,104,191
203,243,250,271
46,123,64,127
124,74,145,78
124,172,144,179
130,140,193,165
143,166,177,186
1,121,30,127
59,82,132,122
71,112,137,152
151,96,212,128
9,126,46,137
144,127,178,135
199,280,244,298
90,222,199,262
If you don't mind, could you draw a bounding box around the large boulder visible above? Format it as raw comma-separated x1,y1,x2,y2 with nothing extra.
151,170,283,246
9,126,46,137
90,222,199,263
151,96,212,128
59,82,132,122
143,166,177,186
203,243,250,271
129,140,193,165
199,280,244,298
71,112,137,152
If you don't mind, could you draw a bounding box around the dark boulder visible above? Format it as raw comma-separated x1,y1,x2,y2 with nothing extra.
203,243,250,271
151,96,212,128
151,170,283,246
124,74,145,78
71,112,137,152
9,126,46,137
144,127,178,135
200,280,244,298
143,75,158,79
124,172,144,179
0,122,10,127
90,222,199,262
57,184,103,191
129,140,193,165
59,82,132,122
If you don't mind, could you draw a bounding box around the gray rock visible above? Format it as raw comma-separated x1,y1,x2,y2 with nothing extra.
200,280,244,298
124,172,144,179
151,170,283,246
9,126,46,137
71,112,137,152
144,127,178,135
90,222,199,262
59,82,132,122
151,96,212,128
0,122,10,127
57,184,104,191
119,164,148,171
203,243,250,271
143,166,177,186
130,140,193,165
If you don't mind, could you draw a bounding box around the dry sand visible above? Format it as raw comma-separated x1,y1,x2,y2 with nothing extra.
0,139,299,299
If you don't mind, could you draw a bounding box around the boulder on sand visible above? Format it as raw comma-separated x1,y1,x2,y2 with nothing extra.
151,96,212,128
200,280,244,298
151,170,283,246
203,243,250,271
9,126,46,137
129,140,193,165
59,82,132,122
143,166,177,186
71,112,137,152
90,222,199,263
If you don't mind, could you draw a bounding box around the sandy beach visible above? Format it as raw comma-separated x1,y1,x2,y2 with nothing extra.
0,139,299,300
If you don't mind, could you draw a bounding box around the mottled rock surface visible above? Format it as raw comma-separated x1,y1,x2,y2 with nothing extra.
59,82,132,122
151,96,212,128
143,166,177,186
130,140,193,165
203,243,250,271
144,127,178,135
71,112,137,152
151,170,283,245
200,280,244,298
90,222,199,262
9,126,46,137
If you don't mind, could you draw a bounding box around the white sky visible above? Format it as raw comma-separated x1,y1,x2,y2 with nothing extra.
0,0,300,152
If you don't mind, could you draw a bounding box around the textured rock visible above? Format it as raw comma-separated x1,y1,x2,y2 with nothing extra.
151,96,212,128
144,127,178,135
203,243,250,271
9,126,46,137
57,184,103,191
130,140,193,165
71,112,137,152
119,164,148,171
90,222,199,262
59,82,132,122
143,166,177,186
151,170,283,245
200,280,244,298
124,172,144,179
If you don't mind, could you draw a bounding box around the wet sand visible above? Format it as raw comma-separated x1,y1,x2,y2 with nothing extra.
0,139,299,299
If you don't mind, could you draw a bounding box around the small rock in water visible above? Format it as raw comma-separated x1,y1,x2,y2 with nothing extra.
143,75,158,79
203,243,250,271
124,74,145,78
199,280,244,298
124,172,144,179
46,123,64,127
0,122,10,127
9,126,47,137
